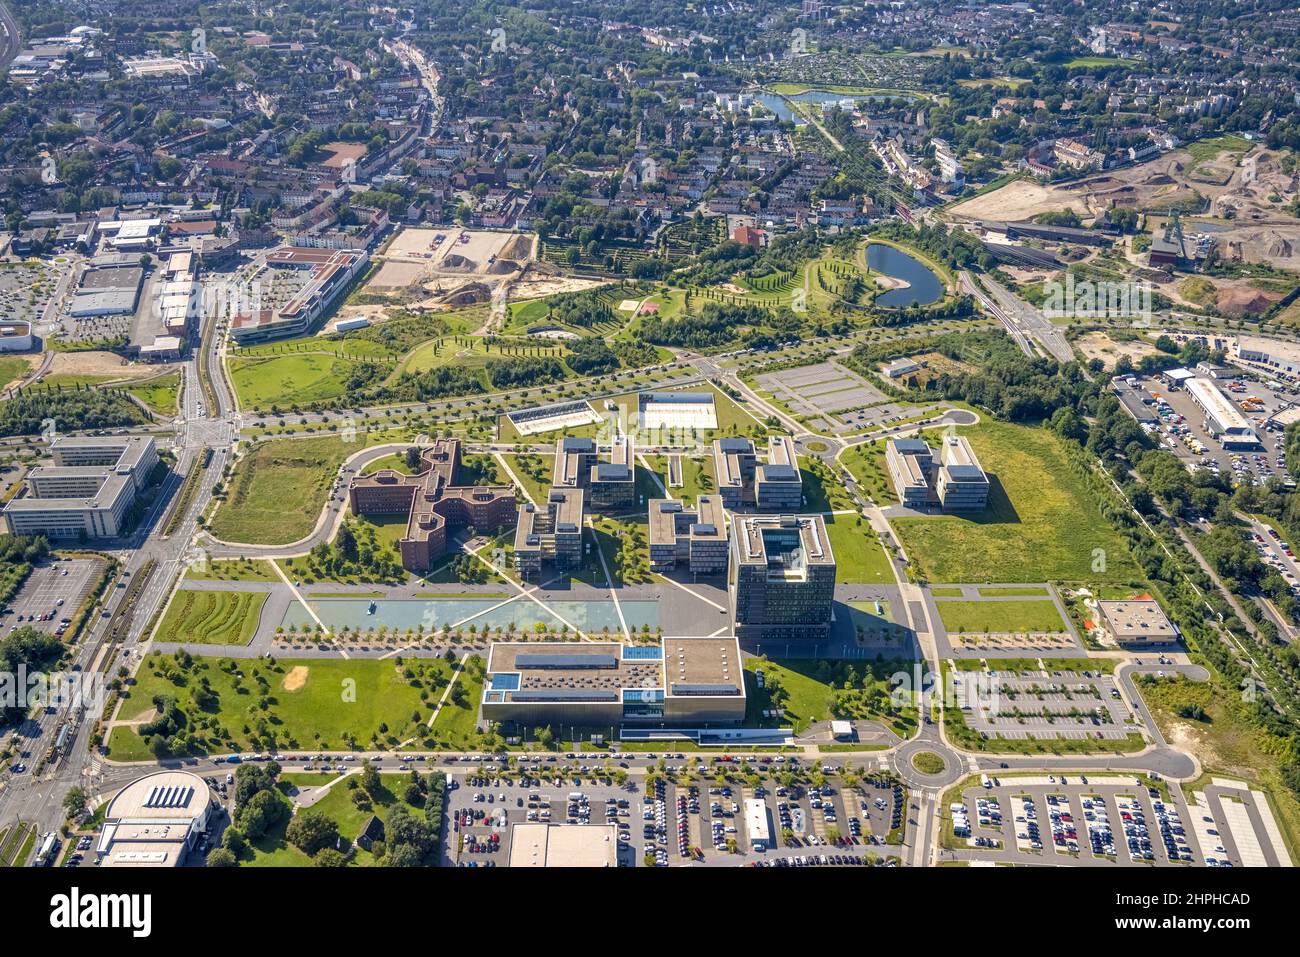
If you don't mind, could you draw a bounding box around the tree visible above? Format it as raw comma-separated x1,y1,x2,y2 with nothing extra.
285,810,340,855
237,788,288,839
404,446,423,471
206,848,238,867
337,523,359,563
62,787,87,819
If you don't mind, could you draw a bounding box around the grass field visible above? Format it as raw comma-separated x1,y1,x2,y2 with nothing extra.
822,512,894,584
124,373,181,417
229,353,369,408
211,436,353,544
889,421,1140,583
1139,674,1300,861
185,559,281,583
0,355,33,390
154,589,267,645
935,599,1067,634
246,772,432,867
111,655,470,759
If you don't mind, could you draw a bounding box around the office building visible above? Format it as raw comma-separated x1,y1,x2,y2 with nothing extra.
514,487,584,579
647,495,728,574
935,435,990,511
885,435,989,511
481,636,746,728
1097,599,1180,649
886,438,935,508
730,513,836,641
348,439,516,571
552,435,635,511
710,435,803,511
230,246,369,344
2,436,158,539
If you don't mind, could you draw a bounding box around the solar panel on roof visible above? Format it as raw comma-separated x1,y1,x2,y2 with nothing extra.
515,653,617,669
670,683,741,696
509,689,619,701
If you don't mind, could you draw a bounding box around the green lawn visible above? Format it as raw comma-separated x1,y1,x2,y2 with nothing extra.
154,589,268,645
124,372,180,417
890,421,1140,583
185,558,281,583
936,599,1067,634
822,512,894,584
229,353,368,409
211,436,354,544
244,771,437,867
977,586,1050,597
0,355,33,390
642,454,717,506
499,452,552,505
840,440,895,505
111,655,471,759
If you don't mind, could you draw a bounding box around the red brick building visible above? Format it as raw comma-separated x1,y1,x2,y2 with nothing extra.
348,439,517,570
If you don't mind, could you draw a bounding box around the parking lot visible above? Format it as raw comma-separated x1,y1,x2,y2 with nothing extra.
955,666,1135,741
440,755,908,867
753,361,893,435
946,775,1201,867
1,556,104,638
1122,373,1291,487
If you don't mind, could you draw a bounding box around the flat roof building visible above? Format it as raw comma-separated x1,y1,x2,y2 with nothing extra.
2,436,158,539
730,513,836,641
514,487,584,579
348,439,516,571
1184,376,1259,449
508,823,618,867
647,495,728,575
482,636,747,728
1097,599,1180,649
935,435,990,511
885,435,989,511
230,247,369,344
710,435,802,511
95,770,214,867
552,435,635,511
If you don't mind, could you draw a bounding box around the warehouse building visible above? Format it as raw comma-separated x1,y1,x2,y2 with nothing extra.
95,770,214,867
710,435,803,511
481,636,747,729
552,435,635,511
1184,376,1260,449
2,436,158,539
348,439,516,571
508,823,618,867
514,487,584,579
647,495,728,575
69,260,144,317
730,513,836,641
229,246,369,344
0,320,34,352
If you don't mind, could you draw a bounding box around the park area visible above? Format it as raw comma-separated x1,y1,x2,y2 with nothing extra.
889,421,1141,584
154,589,268,646
210,435,356,544
108,654,485,761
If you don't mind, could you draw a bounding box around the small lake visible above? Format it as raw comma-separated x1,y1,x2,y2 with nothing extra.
282,597,659,635
756,89,919,123
867,243,944,308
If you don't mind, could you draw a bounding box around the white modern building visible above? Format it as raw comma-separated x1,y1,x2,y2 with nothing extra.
96,770,214,867
1184,376,1259,449
1,435,158,538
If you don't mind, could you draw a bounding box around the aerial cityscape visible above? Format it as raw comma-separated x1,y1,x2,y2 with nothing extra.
0,0,1297,906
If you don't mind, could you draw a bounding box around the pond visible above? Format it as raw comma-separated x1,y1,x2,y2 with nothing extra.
756,89,921,123
867,243,944,308
281,597,660,636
